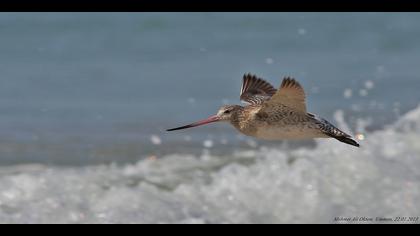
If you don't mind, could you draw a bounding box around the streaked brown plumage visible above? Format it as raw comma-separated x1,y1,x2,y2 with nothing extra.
167,73,360,147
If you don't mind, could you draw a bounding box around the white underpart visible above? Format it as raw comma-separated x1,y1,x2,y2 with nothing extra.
255,124,328,140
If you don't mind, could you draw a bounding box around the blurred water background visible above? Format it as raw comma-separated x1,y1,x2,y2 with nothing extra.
0,13,419,223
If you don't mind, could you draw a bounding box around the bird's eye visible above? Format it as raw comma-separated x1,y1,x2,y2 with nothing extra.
224,110,231,114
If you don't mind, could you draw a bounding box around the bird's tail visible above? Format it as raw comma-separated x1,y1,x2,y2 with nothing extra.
309,113,360,148
322,125,360,148
329,134,360,147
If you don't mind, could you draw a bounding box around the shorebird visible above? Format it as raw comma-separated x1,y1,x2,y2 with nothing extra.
167,73,360,147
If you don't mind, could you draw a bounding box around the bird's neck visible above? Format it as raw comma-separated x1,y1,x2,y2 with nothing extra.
229,106,246,129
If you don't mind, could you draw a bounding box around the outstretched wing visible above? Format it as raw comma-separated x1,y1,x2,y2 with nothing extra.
240,73,277,105
262,77,307,113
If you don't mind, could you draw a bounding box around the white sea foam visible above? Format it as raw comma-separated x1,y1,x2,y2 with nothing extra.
359,89,368,97
365,80,375,90
1,106,420,223
265,58,274,65
150,135,162,145
343,88,353,99
203,140,214,148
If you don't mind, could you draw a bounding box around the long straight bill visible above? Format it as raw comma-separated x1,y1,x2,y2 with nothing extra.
166,115,220,131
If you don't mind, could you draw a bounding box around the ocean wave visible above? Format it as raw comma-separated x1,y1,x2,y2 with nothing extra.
1,105,420,223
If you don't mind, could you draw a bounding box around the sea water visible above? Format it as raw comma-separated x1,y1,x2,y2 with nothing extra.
0,13,419,223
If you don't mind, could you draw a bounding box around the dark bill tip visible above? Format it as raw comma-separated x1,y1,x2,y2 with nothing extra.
166,125,194,132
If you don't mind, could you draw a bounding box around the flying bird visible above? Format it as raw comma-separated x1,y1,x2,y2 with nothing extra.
167,74,360,147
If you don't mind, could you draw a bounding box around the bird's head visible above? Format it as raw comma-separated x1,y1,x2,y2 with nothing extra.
215,105,240,121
